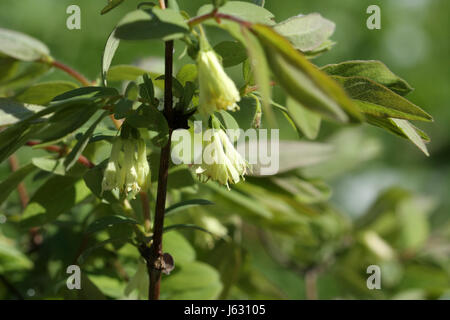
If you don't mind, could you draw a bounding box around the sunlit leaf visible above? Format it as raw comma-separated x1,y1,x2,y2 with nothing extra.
0,28,50,61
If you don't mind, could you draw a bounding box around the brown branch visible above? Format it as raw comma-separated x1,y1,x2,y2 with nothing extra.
140,191,151,233
146,0,174,301
187,10,252,28
50,60,92,87
244,81,276,95
25,141,95,168
7,155,29,209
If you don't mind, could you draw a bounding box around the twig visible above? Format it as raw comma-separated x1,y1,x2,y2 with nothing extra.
187,10,252,28
7,155,42,253
7,155,29,209
50,60,92,87
140,191,151,233
25,141,95,168
146,0,174,301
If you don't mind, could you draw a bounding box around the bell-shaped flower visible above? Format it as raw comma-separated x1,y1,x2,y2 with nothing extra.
195,126,248,189
197,37,241,115
101,136,150,198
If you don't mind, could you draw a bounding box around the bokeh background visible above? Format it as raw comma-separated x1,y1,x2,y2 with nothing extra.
0,0,449,299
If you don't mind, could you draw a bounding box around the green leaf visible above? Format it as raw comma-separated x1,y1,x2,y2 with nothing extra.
180,81,195,108
0,62,51,91
127,105,169,147
124,260,148,298
0,236,33,273
253,0,265,6
21,177,88,227
241,27,275,126
0,28,50,61
0,122,46,163
31,158,66,176
0,98,98,158
213,0,228,9
198,1,275,25
242,59,254,85
139,73,155,104
217,110,240,134
390,118,429,156
161,262,223,300
0,98,45,126
115,8,188,41
322,60,413,96
246,140,334,176
332,76,432,122
165,199,215,216
251,24,363,123
107,65,154,82
303,39,335,59
271,176,331,204
155,75,184,98
77,237,130,264
36,103,99,143
167,167,196,191
102,31,120,86
274,13,335,52
15,81,79,105
163,231,196,265
214,41,247,68
366,115,430,142
0,57,19,83
64,111,107,171
0,163,36,206
206,181,272,219
397,197,431,251
101,0,125,15
124,81,139,100
85,215,138,234
286,96,321,139
113,98,133,120
176,64,198,86
52,86,118,102
168,0,180,11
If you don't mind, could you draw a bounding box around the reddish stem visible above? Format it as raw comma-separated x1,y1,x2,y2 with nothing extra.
140,191,151,233
51,60,92,87
8,155,29,209
147,0,174,301
187,10,252,28
25,141,95,168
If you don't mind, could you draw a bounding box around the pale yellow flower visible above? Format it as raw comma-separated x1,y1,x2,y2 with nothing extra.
197,49,241,115
101,137,150,198
195,128,248,189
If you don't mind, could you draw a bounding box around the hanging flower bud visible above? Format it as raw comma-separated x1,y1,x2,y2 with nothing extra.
136,139,150,188
197,35,241,115
101,136,150,198
101,137,123,193
195,118,248,189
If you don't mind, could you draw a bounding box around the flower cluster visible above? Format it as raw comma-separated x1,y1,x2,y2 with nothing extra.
195,127,248,189
197,43,241,116
102,137,150,198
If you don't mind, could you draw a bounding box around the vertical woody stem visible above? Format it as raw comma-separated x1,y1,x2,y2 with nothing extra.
148,0,173,300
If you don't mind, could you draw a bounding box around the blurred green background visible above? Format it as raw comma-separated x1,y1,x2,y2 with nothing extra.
0,0,449,300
